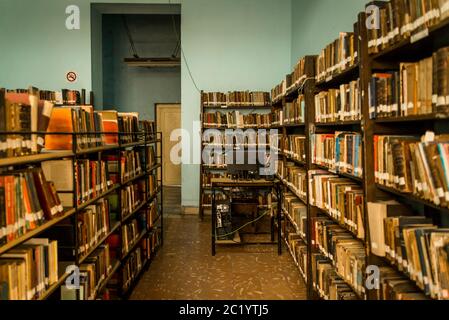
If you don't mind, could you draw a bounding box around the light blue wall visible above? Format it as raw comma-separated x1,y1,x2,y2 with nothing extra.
0,0,367,207
290,0,366,66
180,0,292,206
102,14,181,120
0,0,291,207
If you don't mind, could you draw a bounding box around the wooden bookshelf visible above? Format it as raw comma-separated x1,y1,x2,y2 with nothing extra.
199,90,273,218
0,208,76,256
0,131,164,301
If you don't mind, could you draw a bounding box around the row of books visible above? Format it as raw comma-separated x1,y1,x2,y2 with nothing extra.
203,111,272,129
367,0,449,55
375,266,428,300
282,135,306,163
121,182,145,219
367,200,449,300
286,234,308,281
271,56,310,101
146,200,159,229
284,192,307,239
369,48,449,118
42,159,113,207
309,171,365,240
287,57,309,90
312,217,366,298
71,244,113,300
374,132,449,207
0,168,64,245
111,150,143,184
0,238,58,300
118,113,140,145
311,252,359,300
278,163,307,202
122,231,161,292
203,131,273,148
315,80,361,123
283,96,305,125
312,132,363,178
0,88,54,158
202,91,271,106
316,32,358,83
77,199,112,258
271,80,287,102
122,217,145,256
45,108,154,152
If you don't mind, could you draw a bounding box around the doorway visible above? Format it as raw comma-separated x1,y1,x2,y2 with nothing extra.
156,103,181,186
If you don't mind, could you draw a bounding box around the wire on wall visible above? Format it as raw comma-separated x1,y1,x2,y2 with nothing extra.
168,0,201,93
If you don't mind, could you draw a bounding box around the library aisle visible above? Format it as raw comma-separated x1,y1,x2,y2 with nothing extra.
131,191,307,300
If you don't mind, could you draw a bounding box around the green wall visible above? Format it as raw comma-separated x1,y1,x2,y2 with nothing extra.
0,0,291,207
0,0,368,207
290,0,366,66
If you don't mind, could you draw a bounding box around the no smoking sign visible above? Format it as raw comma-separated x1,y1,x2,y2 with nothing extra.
66,71,78,83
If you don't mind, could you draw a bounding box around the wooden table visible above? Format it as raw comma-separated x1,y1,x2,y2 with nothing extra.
211,178,282,256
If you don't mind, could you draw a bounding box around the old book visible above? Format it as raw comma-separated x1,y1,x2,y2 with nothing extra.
45,108,74,151
96,111,119,146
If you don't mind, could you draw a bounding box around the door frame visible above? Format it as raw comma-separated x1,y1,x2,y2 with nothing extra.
155,103,182,187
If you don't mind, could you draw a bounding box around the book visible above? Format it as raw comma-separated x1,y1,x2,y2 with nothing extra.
283,135,306,163
283,95,305,125
312,132,363,177
42,159,113,207
283,193,307,239
118,112,140,145
374,132,449,207
368,55,436,119
77,199,112,259
377,211,449,300
367,0,444,55
121,182,146,220
367,200,411,257
315,79,361,123
76,244,112,300
0,238,58,300
1,87,54,158
316,30,359,82
0,168,63,245
122,217,144,256
96,111,119,146
309,171,365,240
202,111,272,129
202,91,270,107
278,163,307,202
311,216,366,297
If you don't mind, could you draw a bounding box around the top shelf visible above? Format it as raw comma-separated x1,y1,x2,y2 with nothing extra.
371,17,449,62
202,103,271,110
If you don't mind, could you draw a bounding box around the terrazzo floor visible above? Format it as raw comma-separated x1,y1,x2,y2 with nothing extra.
130,187,307,300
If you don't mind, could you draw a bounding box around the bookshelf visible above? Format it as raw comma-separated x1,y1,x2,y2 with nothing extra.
272,4,449,300
199,90,273,219
0,130,163,300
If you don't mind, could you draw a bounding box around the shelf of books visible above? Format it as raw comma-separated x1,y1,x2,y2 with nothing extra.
199,90,273,218
269,2,449,301
362,0,449,300
0,88,163,300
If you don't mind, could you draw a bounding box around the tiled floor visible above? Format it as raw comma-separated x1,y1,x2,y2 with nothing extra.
130,187,307,300
130,216,307,300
